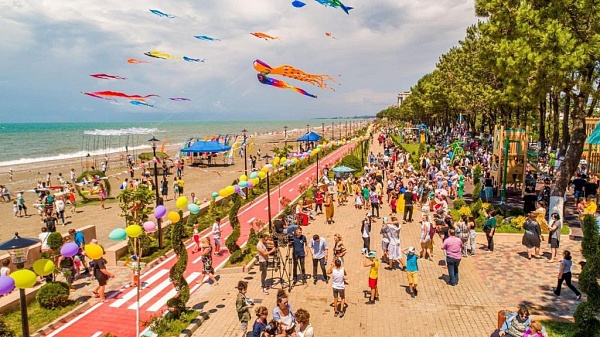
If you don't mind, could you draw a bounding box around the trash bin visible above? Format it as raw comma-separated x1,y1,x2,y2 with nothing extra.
497,310,511,329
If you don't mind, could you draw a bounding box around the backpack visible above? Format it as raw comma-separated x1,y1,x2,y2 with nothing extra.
428,222,436,239
46,195,54,204
45,218,57,232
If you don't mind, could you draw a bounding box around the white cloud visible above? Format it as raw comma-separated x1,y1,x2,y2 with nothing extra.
0,0,477,122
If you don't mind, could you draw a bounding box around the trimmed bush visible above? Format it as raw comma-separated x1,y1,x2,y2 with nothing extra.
453,198,467,210
574,215,600,336
36,282,70,309
508,207,525,217
0,319,15,337
47,232,64,251
470,198,483,217
472,182,482,201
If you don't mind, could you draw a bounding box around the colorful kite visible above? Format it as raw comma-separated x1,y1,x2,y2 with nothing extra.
253,59,338,90
130,101,154,108
325,32,337,39
82,91,159,101
127,58,150,64
314,0,353,14
90,73,127,80
250,32,280,40
82,92,116,101
144,51,204,62
292,0,306,7
194,35,220,41
256,73,316,98
169,97,191,101
150,9,175,18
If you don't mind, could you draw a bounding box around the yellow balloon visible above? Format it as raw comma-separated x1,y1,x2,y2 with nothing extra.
225,186,235,196
258,171,266,179
175,196,188,210
250,178,260,186
239,174,248,181
125,224,143,238
261,166,269,173
168,211,180,223
33,259,55,276
273,157,280,165
280,157,287,164
85,244,104,260
11,270,37,289
218,189,227,197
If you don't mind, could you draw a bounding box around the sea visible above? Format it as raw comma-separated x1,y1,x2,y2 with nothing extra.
0,119,369,168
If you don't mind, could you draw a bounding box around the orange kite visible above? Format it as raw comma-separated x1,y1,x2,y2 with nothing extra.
127,58,150,64
250,32,280,40
253,59,338,90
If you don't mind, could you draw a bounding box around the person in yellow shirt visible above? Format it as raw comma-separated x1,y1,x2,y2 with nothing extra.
177,177,185,196
363,250,379,304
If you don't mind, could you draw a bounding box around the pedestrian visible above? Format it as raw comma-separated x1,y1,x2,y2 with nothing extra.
332,233,347,264
252,306,269,337
0,259,10,277
483,209,496,251
236,280,253,337
419,214,434,260
55,196,66,226
324,191,335,224
468,215,476,256
369,187,380,218
522,213,542,259
98,184,106,210
361,213,373,251
547,213,561,262
314,189,324,214
457,215,470,257
362,250,379,304
44,213,58,233
173,177,180,197
295,308,314,337
404,246,419,298
212,217,222,256
386,217,405,270
161,178,169,201
403,188,414,222
69,229,89,274
292,227,308,284
327,258,347,317
309,234,329,284
90,255,114,302
273,290,296,335
257,234,276,294
441,229,463,286
199,237,219,286
553,250,582,300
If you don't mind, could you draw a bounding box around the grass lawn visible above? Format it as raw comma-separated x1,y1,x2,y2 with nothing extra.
542,320,576,337
4,300,80,335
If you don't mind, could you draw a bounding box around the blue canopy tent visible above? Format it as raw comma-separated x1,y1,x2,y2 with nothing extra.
296,131,323,142
181,141,232,166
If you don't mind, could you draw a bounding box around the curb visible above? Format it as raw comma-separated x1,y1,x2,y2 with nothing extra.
32,301,91,337
179,311,210,337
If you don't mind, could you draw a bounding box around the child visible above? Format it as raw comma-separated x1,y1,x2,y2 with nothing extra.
13,200,18,218
0,259,11,276
126,255,140,288
522,321,544,337
192,223,200,253
235,280,253,337
73,255,82,277
390,194,397,215
405,246,419,298
362,251,379,304
354,192,363,209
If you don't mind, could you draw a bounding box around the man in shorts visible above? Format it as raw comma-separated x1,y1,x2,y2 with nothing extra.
405,246,420,298
327,257,347,317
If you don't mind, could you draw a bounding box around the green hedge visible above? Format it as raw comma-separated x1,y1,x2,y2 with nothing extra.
36,282,70,309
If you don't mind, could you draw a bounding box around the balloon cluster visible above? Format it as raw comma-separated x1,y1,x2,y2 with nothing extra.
212,165,273,199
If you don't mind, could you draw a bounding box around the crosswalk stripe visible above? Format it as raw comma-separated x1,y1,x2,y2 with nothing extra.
127,278,173,310
90,332,103,337
247,217,256,223
145,272,202,312
110,269,169,308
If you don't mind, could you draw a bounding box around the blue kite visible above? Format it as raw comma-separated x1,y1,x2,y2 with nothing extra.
314,0,353,14
149,9,176,18
194,35,221,42
130,100,155,108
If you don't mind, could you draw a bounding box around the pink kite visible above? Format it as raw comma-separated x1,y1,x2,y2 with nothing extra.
90,73,127,80
82,91,159,100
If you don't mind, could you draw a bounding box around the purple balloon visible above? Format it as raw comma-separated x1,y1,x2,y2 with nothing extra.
0,276,15,296
154,205,167,219
234,185,241,193
61,242,80,258
246,181,253,189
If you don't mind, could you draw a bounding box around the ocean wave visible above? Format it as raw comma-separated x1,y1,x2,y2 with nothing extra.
0,145,152,168
83,127,165,136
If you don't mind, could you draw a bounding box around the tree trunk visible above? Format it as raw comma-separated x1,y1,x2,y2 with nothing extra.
558,94,570,157
551,92,560,151
539,100,547,153
516,106,521,129
550,67,594,221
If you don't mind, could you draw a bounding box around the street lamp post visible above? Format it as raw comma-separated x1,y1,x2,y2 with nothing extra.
0,233,39,337
283,126,288,155
339,122,342,140
306,124,310,149
242,129,248,176
322,123,325,134
345,121,348,137
148,136,163,249
331,122,334,140
266,171,272,233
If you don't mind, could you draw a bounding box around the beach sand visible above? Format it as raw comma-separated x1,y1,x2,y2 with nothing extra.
0,124,360,245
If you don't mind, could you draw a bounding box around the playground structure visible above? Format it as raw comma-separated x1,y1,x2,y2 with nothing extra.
584,118,600,176
491,126,529,199
81,128,155,171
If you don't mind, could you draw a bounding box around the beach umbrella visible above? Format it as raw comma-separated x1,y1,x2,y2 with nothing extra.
332,166,355,173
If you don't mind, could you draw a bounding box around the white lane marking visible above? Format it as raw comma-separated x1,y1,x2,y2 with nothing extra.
247,217,256,224
146,272,202,311
289,188,294,192
91,332,103,337
264,207,269,210
110,269,169,308
128,278,172,310
44,302,104,337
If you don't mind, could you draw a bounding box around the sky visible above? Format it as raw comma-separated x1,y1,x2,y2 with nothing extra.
0,0,478,123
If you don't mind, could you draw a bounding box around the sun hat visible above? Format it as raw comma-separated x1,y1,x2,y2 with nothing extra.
408,247,415,253
366,212,372,217
367,251,376,258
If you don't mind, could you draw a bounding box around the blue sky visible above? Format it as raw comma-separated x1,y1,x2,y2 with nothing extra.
0,0,477,122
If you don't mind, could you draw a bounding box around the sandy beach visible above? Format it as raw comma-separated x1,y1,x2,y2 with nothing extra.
0,123,365,245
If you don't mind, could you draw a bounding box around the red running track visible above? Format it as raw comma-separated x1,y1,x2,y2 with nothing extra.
45,142,356,337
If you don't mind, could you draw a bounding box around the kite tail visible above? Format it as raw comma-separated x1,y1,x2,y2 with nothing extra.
341,5,353,14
